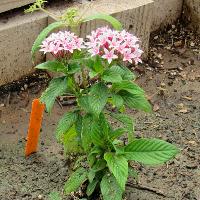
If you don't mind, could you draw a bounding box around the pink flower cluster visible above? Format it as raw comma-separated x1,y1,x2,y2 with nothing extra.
40,31,84,56
86,27,143,64
39,28,143,64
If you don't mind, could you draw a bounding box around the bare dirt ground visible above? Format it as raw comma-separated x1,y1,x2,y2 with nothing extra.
0,23,200,200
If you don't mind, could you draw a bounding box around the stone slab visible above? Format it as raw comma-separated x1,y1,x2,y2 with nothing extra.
1,0,187,86
48,0,154,57
151,0,183,31
184,0,200,33
0,0,35,13
0,12,48,86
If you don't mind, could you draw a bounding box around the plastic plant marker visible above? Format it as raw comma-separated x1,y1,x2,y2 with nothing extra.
25,99,45,157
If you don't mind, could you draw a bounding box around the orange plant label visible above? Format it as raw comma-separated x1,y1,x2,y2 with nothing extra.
25,99,45,157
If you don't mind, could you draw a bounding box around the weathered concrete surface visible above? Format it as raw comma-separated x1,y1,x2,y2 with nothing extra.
0,0,187,86
0,0,154,86
0,12,48,86
151,0,183,31
184,0,200,33
0,0,35,13
48,0,154,56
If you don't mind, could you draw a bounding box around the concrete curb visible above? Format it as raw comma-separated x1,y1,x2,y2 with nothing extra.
152,0,183,31
0,0,193,86
0,0,35,14
0,12,48,85
184,0,200,33
48,0,154,57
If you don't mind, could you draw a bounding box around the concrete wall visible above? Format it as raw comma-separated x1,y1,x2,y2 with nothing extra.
0,12,48,86
0,0,196,86
184,0,200,33
48,0,154,56
151,0,183,31
0,0,154,86
0,0,35,13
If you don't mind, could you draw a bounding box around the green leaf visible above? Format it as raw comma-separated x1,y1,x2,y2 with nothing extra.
64,167,88,195
84,55,103,75
110,128,125,141
68,62,81,74
89,82,109,116
100,173,123,200
88,170,96,183
32,21,64,59
55,111,78,141
86,179,99,196
75,113,83,139
124,139,179,165
108,65,135,81
88,154,96,168
108,65,124,75
88,146,103,167
104,153,128,190
71,50,85,60
120,91,152,113
81,114,93,152
112,141,125,155
128,166,138,181
111,93,124,109
99,113,111,136
40,77,68,113
110,113,134,142
89,70,98,79
35,60,67,73
63,125,82,154
92,159,107,172
93,56,104,73
79,82,108,117
119,65,136,80
74,156,86,169
89,113,110,147
113,81,144,95
102,68,122,83
90,120,105,147
48,191,62,200
83,13,122,30
112,80,148,115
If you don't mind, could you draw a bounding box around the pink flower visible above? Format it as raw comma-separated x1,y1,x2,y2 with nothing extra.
102,48,118,64
86,27,143,64
40,31,85,58
123,49,134,63
63,42,74,53
88,46,100,57
116,42,127,54
133,48,143,64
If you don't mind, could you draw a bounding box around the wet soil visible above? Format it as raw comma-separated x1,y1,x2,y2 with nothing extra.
0,26,200,199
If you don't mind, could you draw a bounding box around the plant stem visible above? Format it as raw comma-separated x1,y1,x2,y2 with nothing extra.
72,75,81,97
81,67,88,89
39,7,60,21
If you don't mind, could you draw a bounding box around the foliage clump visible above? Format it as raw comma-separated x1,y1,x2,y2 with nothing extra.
29,2,179,199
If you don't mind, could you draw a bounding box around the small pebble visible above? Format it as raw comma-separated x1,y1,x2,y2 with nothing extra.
172,25,176,29
174,40,182,47
38,195,43,199
24,84,28,90
154,35,159,40
190,42,195,47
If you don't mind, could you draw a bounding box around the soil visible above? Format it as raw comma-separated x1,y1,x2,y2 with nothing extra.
0,23,200,200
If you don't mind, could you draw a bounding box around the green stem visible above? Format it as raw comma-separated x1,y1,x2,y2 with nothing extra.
81,67,88,89
39,7,60,21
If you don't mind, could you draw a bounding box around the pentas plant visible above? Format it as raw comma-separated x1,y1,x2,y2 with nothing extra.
31,12,179,200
